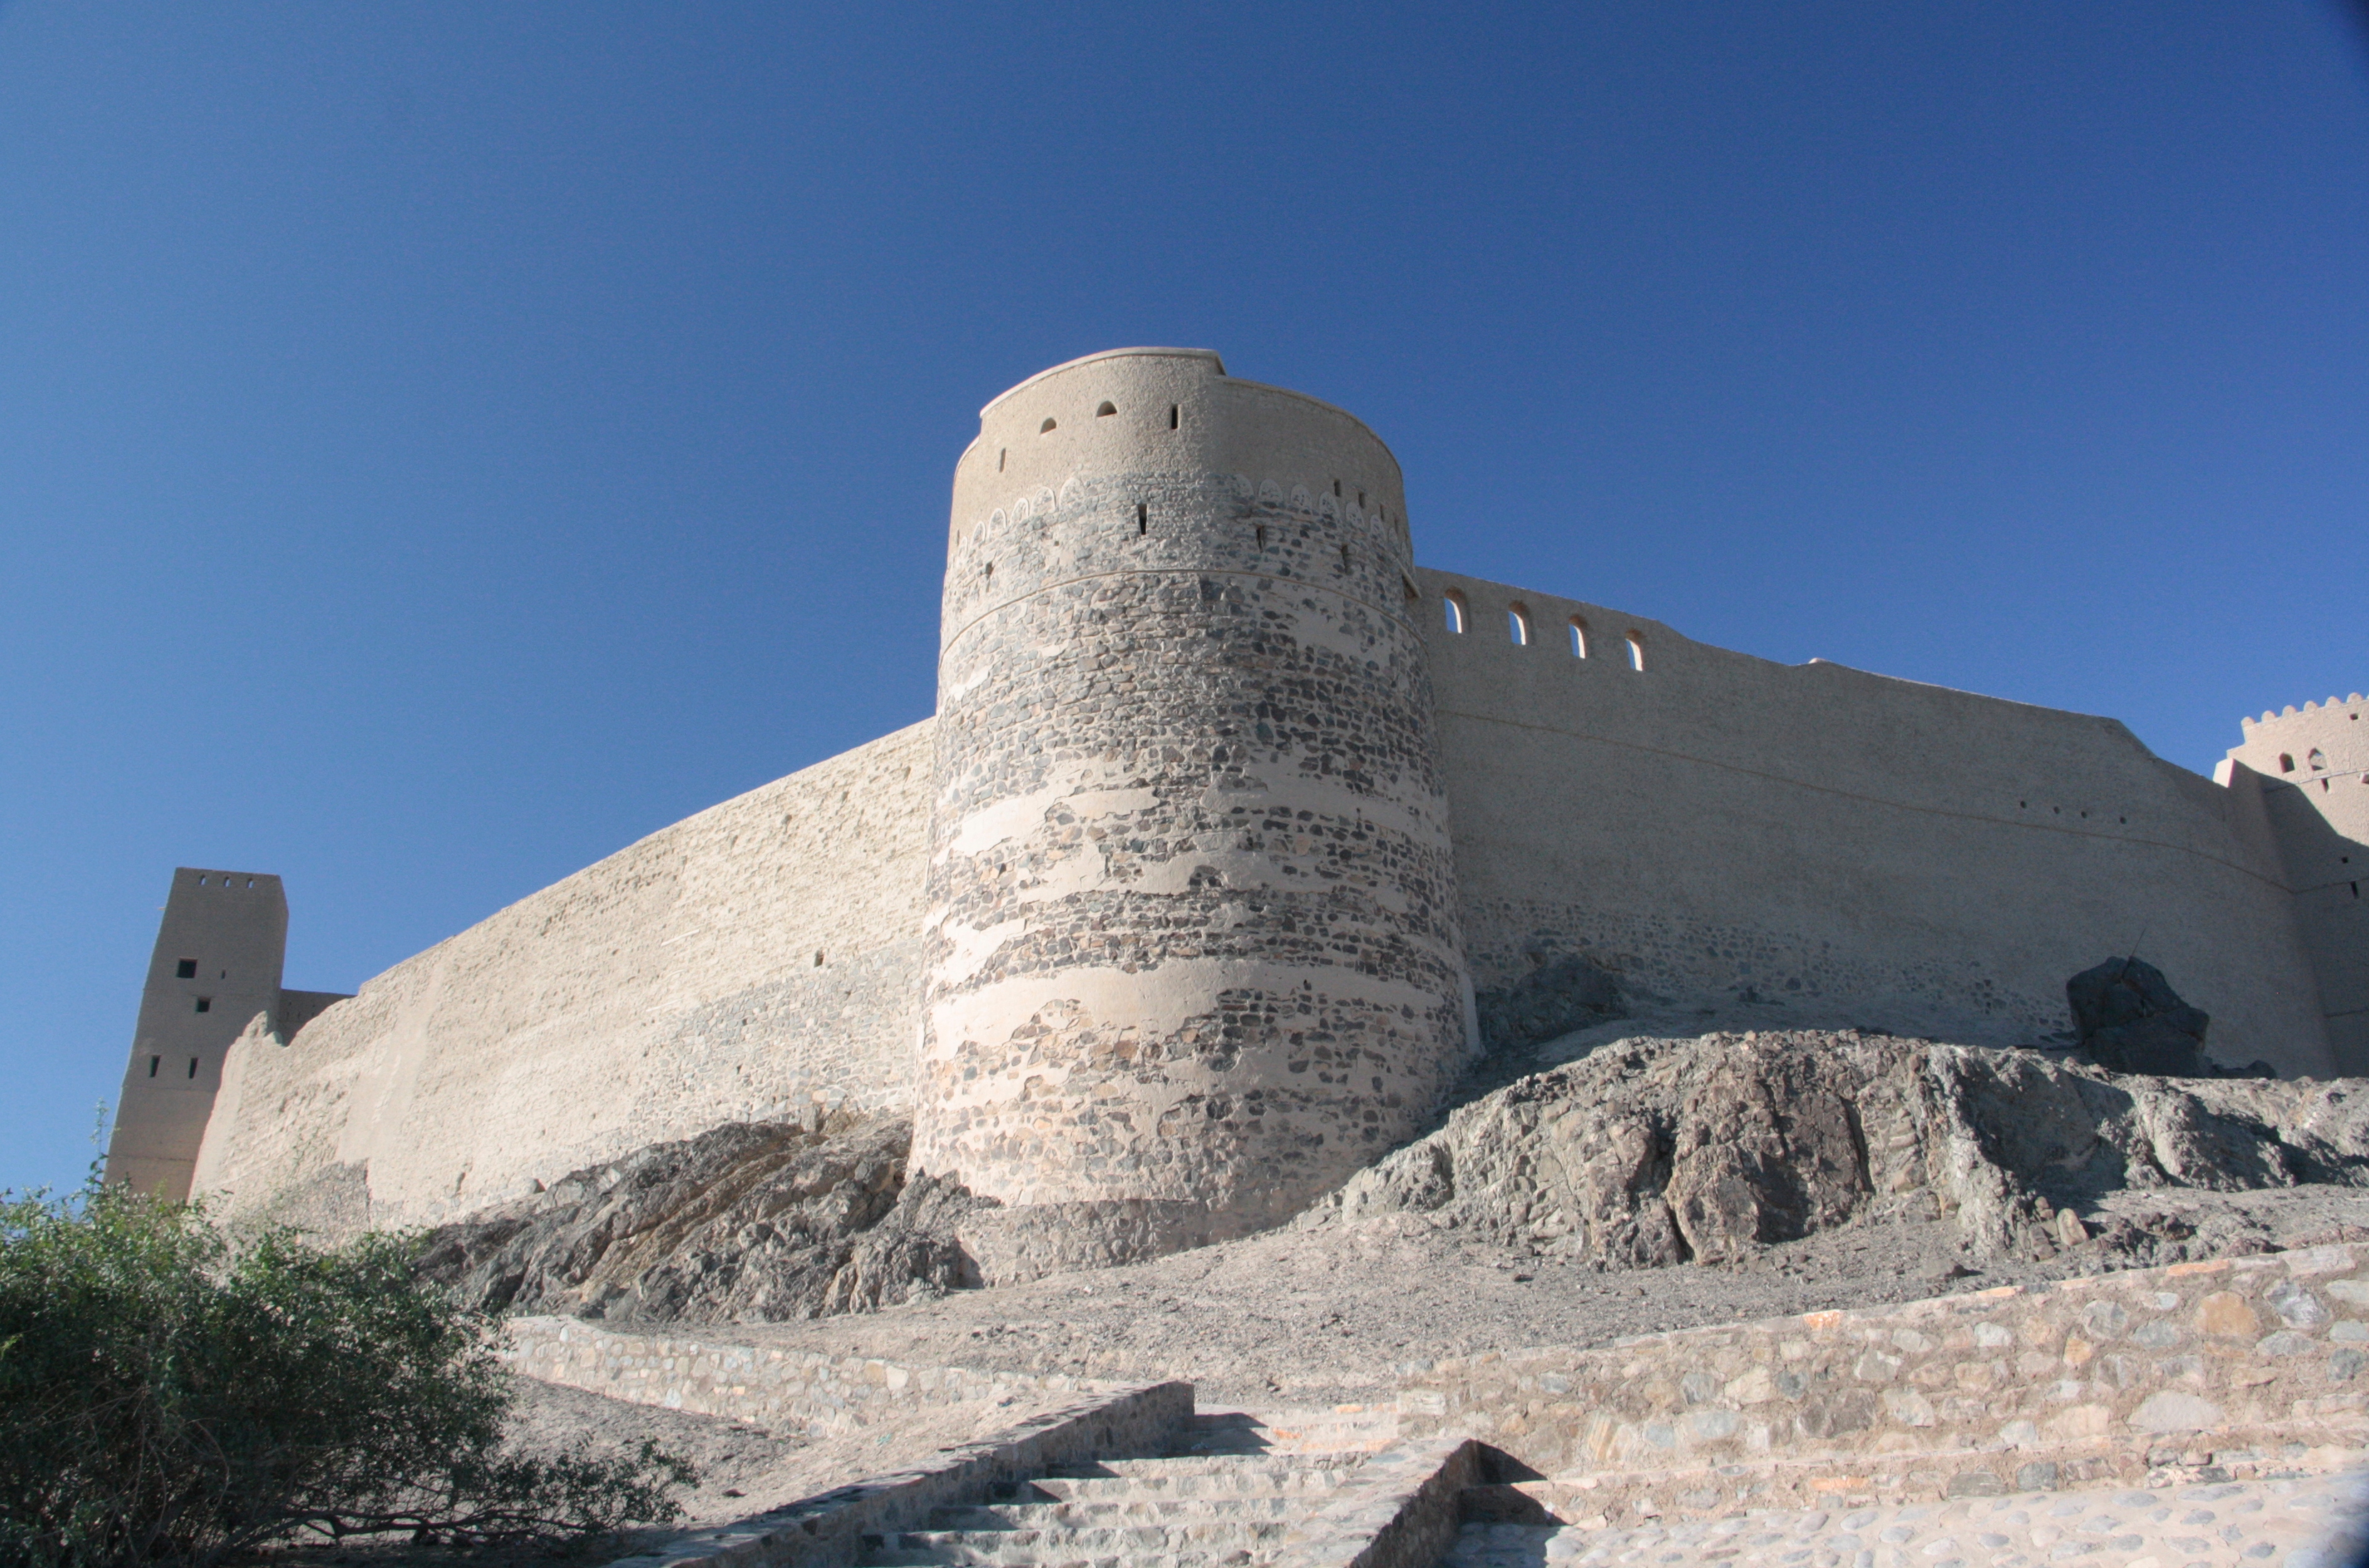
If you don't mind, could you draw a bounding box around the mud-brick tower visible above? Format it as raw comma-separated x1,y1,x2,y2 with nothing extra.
2226,695,2369,1075
105,868,290,1199
915,348,1476,1277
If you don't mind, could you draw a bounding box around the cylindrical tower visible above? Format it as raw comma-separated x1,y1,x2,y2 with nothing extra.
916,348,1475,1278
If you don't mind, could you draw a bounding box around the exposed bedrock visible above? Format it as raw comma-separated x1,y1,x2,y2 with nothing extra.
417,1115,981,1323
1301,1030,2369,1264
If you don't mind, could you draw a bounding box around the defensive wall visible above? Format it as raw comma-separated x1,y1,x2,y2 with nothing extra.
163,350,2361,1237
189,721,933,1232
1423,569,2336,1076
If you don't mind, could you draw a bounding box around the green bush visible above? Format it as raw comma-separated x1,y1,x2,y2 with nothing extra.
0,1180,692,1567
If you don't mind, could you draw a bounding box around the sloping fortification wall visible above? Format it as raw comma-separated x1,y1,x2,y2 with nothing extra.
1423,571,2333,1075
193,721,935,1237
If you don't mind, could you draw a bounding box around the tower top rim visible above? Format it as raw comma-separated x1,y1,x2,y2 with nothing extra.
978,347,1227,418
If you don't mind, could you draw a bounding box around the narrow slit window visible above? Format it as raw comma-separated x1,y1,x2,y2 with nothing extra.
1096,401,1117,418
1255,524,1266,549
194,997,211,1014
1568,617,1589,658
1333,480,1342,497
997,448,1006,472
1508,604,1531,646
1168,405,1179,430
1137,503,1148,534
176,958,197,978
1444,591,1468,634
814,951,825,967
1340,544,1352,572
1626,630,1646,670
147,1056,159,1078
188,1057,199,1079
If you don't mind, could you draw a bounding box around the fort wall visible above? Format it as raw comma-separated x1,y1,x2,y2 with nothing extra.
1421,570,2335,1076
193,721,935,1233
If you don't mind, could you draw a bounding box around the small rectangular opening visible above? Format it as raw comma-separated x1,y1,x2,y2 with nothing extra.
148,1056,159,1078
1167,405,1179,430
1137,503,1147,534
814,950,825,967
188,1057,199,1079
194,997,211,1014
175,958,197,978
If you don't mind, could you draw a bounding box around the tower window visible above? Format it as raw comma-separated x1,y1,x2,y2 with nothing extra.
1444,591,1468,634
188,1057,198,1079
148,1056,159,1078
1333,480,1342,497
194,997,211,1014
2310,748,2328,771
1096,401,1116,418
176,959,197,979
1626,630,1646,671
2280,754,2296,773
1039,418,1057,434
814,950,825,967
1168,405,1179,430
1255,524,1267,549
1138,504,1148,535
1569,616,1589,658
1508,604,1531,646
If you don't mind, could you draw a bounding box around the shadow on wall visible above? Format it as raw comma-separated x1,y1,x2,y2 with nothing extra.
1473,950,1630,1053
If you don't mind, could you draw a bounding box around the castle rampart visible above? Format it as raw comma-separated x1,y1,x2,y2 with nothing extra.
189,721,933,1232
2221,696,2369,1073
1423,569,2335,1076
915,349,1475,1273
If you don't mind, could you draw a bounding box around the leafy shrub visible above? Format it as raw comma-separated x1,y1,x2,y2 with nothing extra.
0,1180,692,1568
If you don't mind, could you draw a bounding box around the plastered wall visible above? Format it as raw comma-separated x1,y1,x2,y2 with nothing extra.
194,721,935,1234
106,869,290,1200
1421,570,2335,1076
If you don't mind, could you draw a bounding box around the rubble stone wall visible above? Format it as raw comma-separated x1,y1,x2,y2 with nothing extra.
1424,568,2335,1076
191,722,935,1235
1397,1244,2369,1520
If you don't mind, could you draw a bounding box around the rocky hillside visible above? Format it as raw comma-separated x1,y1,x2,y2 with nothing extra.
1303,1029,2369,1265
416,1115,978,1322
417,1029,2369,1325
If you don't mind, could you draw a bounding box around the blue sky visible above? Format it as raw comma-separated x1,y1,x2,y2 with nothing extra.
3,3,2365,1196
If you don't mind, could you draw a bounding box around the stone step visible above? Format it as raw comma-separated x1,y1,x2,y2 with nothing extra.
879,1517,1296,1563
1043,1453,1361,1482
928,1494,1304,1530
1029,1468,1357,1502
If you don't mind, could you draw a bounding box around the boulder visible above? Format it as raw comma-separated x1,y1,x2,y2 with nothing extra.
2066,956,2268,1077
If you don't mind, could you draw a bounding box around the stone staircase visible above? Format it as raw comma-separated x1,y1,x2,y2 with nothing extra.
855,1412,1370,1567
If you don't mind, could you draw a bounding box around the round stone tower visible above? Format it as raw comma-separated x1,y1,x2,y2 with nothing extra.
915,348,1476,1278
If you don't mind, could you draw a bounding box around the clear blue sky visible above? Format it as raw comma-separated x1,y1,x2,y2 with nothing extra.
4,3,2365,1197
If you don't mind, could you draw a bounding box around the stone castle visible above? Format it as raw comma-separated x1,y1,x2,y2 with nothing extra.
106,349,2368,1265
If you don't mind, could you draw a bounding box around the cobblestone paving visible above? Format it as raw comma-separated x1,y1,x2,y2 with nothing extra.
1444,1475,2369,1568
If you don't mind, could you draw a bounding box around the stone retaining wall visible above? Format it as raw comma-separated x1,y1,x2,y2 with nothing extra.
1398,1245,2369,1522
502,1316,1119,1436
